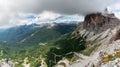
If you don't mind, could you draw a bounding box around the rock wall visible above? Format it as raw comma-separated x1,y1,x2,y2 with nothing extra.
82,13,120,34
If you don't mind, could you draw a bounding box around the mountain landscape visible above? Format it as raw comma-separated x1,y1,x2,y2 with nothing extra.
1,10,120,67
69,12,120,67
0,20,78,67
0,0,120,67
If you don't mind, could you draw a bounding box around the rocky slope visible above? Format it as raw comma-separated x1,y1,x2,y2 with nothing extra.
69,13,120,67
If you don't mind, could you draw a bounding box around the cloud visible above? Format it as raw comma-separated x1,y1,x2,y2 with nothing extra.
108,0,120,19
9,11,84,27
9,11,61,26
6,0,113,15
35,11,61,21
0,0,115,28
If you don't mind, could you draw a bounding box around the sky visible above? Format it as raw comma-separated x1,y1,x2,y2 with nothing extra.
0,0,120,28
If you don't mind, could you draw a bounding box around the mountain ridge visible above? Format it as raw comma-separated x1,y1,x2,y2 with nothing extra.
69,12,120,67
0,23,77,45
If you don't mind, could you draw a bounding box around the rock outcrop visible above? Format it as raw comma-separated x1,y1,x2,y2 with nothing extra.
70,12,120,67
56,58,69,67
82,13,120,34
0,59,14,67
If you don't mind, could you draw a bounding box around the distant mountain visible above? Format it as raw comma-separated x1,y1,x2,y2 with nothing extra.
0,24,36,42
0,23,77,45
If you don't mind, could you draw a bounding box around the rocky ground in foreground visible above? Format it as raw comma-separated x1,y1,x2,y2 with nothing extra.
0,59,14,67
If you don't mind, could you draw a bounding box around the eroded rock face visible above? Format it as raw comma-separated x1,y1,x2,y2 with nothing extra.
72,12,120,42
82,13,120,34
71,12,120,67
114,29,120,41
83,13,103,28
109,28,120,43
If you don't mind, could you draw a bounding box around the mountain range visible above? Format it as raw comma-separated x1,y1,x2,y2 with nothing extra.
0,22,77,45
1,12,120,67
0,19,78,67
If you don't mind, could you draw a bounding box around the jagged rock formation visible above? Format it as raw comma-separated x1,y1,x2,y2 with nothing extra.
82,13,120,34
70,12,120,67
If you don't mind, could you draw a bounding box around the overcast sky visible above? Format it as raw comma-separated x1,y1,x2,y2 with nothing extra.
0,0,119,28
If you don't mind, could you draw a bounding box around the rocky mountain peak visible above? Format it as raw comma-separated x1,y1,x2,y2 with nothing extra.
83,12,119,34
70,12,120,67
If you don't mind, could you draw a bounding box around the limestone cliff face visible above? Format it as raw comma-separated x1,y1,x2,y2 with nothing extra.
70,13,120,67
72,12,120,40
74,12,120,44
82,13,120,34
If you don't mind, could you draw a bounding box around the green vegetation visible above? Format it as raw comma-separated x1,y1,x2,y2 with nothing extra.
0,23,76,43
102,49,120,64
81,43,100,56
0,32,87,67
0,23,88,67
46,33,86,67
81,34,104,56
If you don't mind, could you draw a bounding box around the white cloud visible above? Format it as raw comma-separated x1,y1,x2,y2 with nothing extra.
109,3,120,11
9,11,60,26
9,11,84,26
35,11,61,22
0,0,116,28
108,1,120,19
